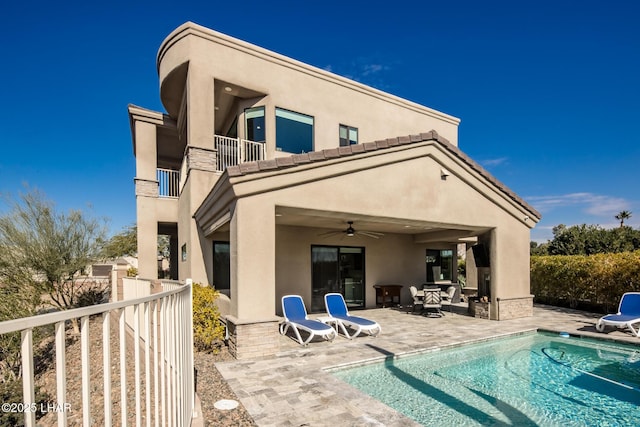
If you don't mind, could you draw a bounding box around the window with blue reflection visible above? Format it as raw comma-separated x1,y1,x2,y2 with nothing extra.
276,108,314,153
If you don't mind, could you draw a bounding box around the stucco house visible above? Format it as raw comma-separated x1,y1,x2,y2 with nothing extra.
129,22,540,359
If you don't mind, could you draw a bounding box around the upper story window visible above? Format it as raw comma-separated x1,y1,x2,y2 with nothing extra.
276,108,314,153
339,125,358,146
245,107,265,142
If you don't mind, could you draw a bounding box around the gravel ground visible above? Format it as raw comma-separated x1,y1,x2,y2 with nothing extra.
33,317,255,426
194,349,256,426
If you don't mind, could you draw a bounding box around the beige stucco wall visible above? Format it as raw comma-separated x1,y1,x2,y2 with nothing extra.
137,23,465,285
129,24,540,358
202,141,534,321
177,168,220,283
133,24,537,329
275,225,443,314
157,22,460,154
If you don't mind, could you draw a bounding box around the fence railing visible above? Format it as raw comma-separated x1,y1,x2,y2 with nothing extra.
157,168,180,198
214,135,266,171
0,279,194,427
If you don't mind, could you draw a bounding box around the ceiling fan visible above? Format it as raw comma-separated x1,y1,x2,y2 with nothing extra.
319,221,384,239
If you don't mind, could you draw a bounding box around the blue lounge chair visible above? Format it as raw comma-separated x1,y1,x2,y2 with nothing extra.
596,292,640,337
324,293,381,339
280,295,337,345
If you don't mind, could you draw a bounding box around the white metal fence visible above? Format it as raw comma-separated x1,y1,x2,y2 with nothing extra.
0,279,194,427
214,135,266,171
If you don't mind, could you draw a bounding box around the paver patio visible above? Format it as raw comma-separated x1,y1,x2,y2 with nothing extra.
214,304,640,426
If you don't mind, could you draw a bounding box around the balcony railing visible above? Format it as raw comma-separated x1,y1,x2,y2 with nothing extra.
214,135,266,171
0,279,194,427
157,168,180,198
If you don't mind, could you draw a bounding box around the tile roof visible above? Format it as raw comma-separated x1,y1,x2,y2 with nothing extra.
225,130,541,220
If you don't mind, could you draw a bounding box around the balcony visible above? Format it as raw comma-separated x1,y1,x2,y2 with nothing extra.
157,168,180,198
155,136,264,199
214,135,265,172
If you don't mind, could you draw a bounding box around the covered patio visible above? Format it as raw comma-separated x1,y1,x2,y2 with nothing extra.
194,131,540,358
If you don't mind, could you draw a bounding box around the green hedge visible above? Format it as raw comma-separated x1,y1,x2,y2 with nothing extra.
531,251,640,312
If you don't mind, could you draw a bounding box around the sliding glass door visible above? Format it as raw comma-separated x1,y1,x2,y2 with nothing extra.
311,246,365,312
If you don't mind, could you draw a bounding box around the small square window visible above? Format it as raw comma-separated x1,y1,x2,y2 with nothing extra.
339,125,358,146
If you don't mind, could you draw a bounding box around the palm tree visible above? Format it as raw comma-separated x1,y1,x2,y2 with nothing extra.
615,210,632,227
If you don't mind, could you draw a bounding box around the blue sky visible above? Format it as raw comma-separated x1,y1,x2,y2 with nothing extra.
1,1,638,242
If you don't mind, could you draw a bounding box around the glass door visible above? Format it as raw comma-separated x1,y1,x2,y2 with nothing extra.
245,106,265,142
311,246,365,312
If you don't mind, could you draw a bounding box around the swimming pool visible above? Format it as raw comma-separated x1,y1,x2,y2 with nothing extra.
331,332,640,426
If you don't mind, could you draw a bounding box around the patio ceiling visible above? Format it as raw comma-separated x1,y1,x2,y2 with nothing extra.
274,206,488,243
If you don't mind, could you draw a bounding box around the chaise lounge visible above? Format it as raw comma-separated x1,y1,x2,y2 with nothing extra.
324,293,381,339
595,292,640,337
280,295,338,345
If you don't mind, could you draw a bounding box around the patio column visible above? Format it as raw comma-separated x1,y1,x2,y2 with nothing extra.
490,226,533,320
186,64,215,149
133,120,159,280
226,198,280,359
179,64,218,284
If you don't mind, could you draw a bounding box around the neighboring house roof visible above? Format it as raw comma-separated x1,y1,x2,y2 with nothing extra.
224,130,541,221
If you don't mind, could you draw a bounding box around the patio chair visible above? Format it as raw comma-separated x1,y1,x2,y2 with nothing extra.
422,286,442,317
324,293,381,339
596,292,640,337
409,285,424,313
440,286,456,313
280,295,337,345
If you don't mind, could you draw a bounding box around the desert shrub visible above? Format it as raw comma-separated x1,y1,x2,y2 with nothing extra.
78,287,109,307
0,283,44,381
192,284,225,353
75,282,110,307
126,267,138,277
0,380,49,426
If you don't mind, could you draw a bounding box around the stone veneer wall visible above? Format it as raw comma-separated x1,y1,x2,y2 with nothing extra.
469,300,490,319
135,178,158,197
187,146,217,172
497,296,534,320
226,316,280,359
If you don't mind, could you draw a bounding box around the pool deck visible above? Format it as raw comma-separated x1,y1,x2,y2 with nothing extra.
214,304,640,426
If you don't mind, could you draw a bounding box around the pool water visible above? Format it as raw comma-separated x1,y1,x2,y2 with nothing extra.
331,332,640,426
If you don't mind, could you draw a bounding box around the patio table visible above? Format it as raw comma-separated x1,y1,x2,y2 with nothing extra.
374,284,403,307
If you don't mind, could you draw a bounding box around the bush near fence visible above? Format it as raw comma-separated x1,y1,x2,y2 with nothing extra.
531,251,640,313
192,283,225,353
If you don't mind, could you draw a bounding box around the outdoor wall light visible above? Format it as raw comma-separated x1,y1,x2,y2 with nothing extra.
440,168,450,180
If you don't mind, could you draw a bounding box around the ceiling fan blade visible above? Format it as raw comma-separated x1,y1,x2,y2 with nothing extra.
358,231,383,239
318,230,343,237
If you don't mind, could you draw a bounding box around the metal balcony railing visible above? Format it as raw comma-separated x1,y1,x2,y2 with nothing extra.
157,168,180,198
214,135,266,171
0,279,194,427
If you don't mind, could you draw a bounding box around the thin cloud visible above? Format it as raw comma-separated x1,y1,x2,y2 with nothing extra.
323,58,392,91
361,64,384,76
527,193,630,217
480,157,508,168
